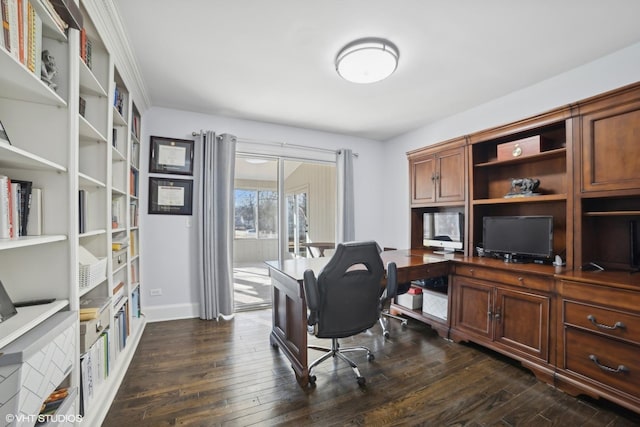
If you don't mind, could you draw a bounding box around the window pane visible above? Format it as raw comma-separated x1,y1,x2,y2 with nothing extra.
235,189,256,238
258,190,278,238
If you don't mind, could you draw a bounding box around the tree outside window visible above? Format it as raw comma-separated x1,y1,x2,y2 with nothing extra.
234,189,277,239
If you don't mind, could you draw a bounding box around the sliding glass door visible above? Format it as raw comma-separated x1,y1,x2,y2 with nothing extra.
233,155,336,311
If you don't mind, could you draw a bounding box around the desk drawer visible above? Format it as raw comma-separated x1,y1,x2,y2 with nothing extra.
564,300,640,345
454,265,552,291
397,262,449,284
565,327,639,398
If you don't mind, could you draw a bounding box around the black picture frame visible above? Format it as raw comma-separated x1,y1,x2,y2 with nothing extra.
149,136,194,175
148,177,193,215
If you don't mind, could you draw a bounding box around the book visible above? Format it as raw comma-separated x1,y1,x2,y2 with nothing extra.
78,189,86,233
79,296,110,321
0,0,8,52
7,0,19,61
10,182,19,237
49,0,82,30
26,187,41,235
16,0,23,64
39,0,66,32
12,179,31,236
0,176,9,239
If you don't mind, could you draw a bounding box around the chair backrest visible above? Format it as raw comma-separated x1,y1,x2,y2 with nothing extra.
314,241,384,338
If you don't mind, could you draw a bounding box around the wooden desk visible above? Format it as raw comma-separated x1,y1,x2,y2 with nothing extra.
266,249,455,387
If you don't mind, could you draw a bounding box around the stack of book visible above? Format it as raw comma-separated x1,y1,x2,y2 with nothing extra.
0,175,42,239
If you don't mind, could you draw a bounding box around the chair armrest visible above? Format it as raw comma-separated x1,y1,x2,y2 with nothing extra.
385,262,398,301
303,269,319,333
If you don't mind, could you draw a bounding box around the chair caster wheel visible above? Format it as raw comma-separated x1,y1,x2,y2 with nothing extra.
383,331,390,339
367,353,375,362
308,375,316,385
357,376,366,386
401,320,408,329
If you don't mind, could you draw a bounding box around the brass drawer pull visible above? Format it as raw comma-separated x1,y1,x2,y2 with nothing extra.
588,355,629,374
587,314,626,330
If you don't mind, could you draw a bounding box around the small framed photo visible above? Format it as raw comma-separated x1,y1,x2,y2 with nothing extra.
149,136,194,175
149,177,193,215
0,120,11,145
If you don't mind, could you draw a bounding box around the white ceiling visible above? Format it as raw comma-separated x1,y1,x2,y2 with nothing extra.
113,0,640,141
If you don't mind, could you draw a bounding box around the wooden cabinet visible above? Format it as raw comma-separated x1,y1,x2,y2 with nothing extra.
579,91,640,193
556,278,640,412
408,142,466,206
451,264,552,366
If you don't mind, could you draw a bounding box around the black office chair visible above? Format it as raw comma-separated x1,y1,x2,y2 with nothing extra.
303,241,397,386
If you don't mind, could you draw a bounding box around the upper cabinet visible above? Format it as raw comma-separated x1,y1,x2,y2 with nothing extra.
579,86,640,194
408,138,466,206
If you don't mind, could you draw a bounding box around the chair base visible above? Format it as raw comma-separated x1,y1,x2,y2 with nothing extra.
308,338,374,386
379,310,408,338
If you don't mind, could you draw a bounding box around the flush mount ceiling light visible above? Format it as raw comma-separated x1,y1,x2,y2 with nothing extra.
335,37,399,84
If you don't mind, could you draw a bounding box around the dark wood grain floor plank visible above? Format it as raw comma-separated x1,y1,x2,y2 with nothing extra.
103,310,640,427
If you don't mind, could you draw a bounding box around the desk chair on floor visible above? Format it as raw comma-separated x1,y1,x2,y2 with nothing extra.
303,241,397,386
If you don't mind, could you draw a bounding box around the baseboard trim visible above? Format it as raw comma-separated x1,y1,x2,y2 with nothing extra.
143,303,199,322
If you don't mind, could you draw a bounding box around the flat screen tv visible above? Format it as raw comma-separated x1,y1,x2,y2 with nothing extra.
483,216,553,263
423,212,464,253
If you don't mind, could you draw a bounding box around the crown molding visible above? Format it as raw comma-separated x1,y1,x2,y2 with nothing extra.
82,0,151,112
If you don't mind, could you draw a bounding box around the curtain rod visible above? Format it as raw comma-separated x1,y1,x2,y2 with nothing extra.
191,132,358,157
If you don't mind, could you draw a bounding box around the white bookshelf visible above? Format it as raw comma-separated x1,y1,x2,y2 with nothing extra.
0,0,145,424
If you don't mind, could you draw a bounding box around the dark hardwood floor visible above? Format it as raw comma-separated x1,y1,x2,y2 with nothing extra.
103,310,640,426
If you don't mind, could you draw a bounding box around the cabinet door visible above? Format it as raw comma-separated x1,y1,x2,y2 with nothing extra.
410,155,436,205
436,147,465,202
581,100,640,192
494,287,550,362
452,277,493,340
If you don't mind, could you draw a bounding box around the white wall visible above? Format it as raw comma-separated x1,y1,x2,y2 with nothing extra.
381,41,640,250
141,41,640,321
140,110,384,321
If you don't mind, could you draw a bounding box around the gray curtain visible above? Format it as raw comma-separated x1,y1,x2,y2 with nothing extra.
336,148,355,242
197,131,237,320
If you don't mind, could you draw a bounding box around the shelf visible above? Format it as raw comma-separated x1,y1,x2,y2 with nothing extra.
0,299,69,349
112,146,126,162
79,61,108,97
80,229,107,238
0,235,67,251
0,141,67,172
113,262,127,275
79,276,108,298
111,227,126,233
79,172,106,188
112,187,126,196
0,49,67,106
475,148,566,168
473,194,567,205
113,107,127,126
79,115,108,143
113,295,128,312
584,211,640,217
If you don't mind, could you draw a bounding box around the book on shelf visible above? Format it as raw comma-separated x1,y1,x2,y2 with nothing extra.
10,181,19,237
79,296,110,321
39,0,67,32
0,176,10,238
78,189,86,233
1,0,9,52
49,0,82,30
6,0,19,61
26,187,42,235
131,285,141,318
11,179,32,236
16,0,24,64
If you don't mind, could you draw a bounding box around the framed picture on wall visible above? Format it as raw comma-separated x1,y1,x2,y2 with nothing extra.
148,177,193,215
149,135,194,175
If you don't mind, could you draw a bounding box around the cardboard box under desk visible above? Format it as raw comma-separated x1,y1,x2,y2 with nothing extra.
422,288,448,320
497,135,550,161
397,292,423,310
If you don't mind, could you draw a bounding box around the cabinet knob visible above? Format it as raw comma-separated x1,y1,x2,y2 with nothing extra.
469,269,474,275
587,314,626,330
588,354,629,374
431,174,436,182
518,277,524,282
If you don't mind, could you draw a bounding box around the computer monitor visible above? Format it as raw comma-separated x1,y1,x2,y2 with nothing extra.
423,212,464,253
